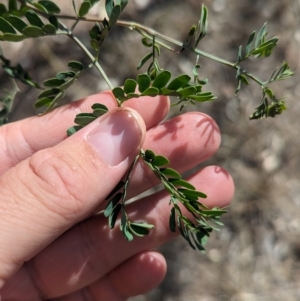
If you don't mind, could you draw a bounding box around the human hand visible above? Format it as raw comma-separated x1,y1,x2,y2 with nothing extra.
0,92,234,300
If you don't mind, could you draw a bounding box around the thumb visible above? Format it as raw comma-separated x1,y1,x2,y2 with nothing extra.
0,107,146,287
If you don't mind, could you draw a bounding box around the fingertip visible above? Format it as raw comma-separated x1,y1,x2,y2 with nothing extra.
108,251,167,297
189,165,235,208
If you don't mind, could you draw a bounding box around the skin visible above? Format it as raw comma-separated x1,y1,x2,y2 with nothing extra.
0,92,234,301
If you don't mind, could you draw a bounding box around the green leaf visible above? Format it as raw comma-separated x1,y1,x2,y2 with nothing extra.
160,167,181,179
67,125,82,136
141,87,159,96
152,70,172,89
167,75,191,91
38,1,61,14
0,17,16,34
22,25,44,37
105,0,114,18
8,0,18,12
35,91,64,111
195,4,208,47
179,189,207,199
189,92,216,102
26,10,44,28
105,180,124,200
169,207,176,232
144,149,155,161
74,112,96,126
152,155,170,167
0,4,7,16
68,61,84,71
32,2,48,13
1,33,26,42
49,15,59,30
201,209,227,217
8,16,27,33
246,31,255,55
92,103,109,117
169,179,195,190
108,203,122,229
108,4,121,28
43,78,66,87
56,71,77,80
37,88,61,99
137,53,152,70
42,24,56,35
124,79,137,94
34,97,54,109
104,192,122,217
137,73,151,93
129,222,154,237
78,1,91,18
177,86,197,97
112,87,125,100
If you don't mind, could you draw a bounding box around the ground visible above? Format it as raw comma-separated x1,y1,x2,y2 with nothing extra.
1,1,300,300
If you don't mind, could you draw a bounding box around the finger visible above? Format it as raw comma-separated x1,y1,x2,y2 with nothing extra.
0,92,169,175
111,111,221,202
2,166,233,298
0,107,146,287
52,252,166,301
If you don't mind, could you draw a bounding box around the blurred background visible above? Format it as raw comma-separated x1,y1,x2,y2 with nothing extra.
1,0,300,300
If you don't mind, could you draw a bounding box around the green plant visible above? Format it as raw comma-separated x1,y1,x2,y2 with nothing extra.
0,0,294,251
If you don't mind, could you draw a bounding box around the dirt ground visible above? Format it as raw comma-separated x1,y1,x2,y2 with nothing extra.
1,0,300,300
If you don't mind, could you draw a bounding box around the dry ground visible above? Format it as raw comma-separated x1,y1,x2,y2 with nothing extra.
1,1,300,300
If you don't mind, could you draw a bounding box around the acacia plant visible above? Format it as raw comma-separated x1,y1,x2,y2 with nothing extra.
0,0,294,251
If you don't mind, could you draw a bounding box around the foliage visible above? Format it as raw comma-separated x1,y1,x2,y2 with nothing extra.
0,0,294,251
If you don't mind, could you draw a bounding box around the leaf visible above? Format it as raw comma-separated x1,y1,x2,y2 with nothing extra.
144,149,155,161
56,71,76,80
177,86,197,97
112,87,125,100
152,155,170,166
105,0,114,18
189,92,216,102
32,2,48,13
38,1,61,14
105,180,125,200
246,31,255,55
124,79,137,94
78,1,91,18
179,188,207,199
167,75,191,91
43,78,66,87
129,222,154,237
108,203,122,229
104,192,122,217
42,24,56,35
22,25,44,37
34,97,54,109
8,15,27,33
169,207,176,232
37,87,61,99
49,15,59,30
169,179,196,190
67,125,82,136
152,70,172,89
137,53,152,70
160,167,181,179
141,87,159,96
74,113,97,126
26,10,44,28
195,4,208,47
68,61,83,71
0,4,7,16
108,4,121,28
1,33,26,42
92,103,109,117
8,0,18,12
0,17,16,34
137,73,151,93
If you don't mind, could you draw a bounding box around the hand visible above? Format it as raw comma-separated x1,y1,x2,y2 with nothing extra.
0,92,234,300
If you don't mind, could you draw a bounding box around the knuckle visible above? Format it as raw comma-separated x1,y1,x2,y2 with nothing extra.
27,148,88,220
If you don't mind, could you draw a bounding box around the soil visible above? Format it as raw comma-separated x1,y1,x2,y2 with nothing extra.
1,1,300,300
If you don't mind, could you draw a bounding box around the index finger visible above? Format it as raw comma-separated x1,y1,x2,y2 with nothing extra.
0,92,169,175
